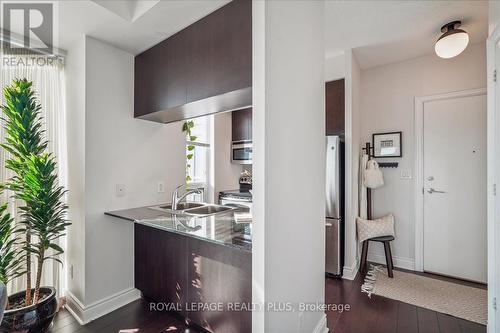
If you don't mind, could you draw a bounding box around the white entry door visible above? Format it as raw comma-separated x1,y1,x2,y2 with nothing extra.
423,92,487,283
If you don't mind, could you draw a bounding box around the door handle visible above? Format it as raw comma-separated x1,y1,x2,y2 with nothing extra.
427,188,446,194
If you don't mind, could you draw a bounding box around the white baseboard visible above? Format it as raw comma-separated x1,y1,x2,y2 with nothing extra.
312,313,329,333
65,287,141,325
367,252,415,271
342,259,359,280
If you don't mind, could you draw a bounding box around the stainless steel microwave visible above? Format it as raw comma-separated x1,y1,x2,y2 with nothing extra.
232,141,252,164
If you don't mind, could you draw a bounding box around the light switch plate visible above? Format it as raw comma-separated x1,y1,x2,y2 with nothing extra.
157,181,165,193
401,169,412,179
116,184,126,197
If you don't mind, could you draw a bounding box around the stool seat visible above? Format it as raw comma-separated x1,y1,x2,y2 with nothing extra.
360,236,394,278
369,235,395,242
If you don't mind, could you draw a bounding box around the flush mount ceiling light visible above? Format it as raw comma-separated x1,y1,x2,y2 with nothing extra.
435,21,469,59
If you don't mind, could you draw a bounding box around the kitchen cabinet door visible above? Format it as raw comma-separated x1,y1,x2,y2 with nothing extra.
232,108,252,142
134,224,188,317
185,15,214,103
187,237,252,333
325,79,345,135
134,50,155,118
211,0,252,96
162,32,187,110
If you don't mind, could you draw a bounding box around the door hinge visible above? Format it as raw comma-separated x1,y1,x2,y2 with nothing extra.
494,297,497,310
494,184,497,196
494,70,497,82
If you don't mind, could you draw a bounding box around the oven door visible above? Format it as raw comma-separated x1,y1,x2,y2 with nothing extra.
232,142,253,164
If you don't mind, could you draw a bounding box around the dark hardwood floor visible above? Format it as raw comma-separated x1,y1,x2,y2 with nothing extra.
50,270,486,333
325,270,487,333
48,300,202,333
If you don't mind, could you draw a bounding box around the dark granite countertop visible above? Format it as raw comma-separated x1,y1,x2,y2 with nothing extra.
105,205,252,252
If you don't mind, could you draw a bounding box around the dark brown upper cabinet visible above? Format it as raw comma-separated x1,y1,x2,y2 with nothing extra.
232,108,252,142
135,0,252,123
325,79,345,135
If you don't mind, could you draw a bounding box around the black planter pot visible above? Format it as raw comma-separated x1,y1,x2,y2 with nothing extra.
0,287,58,333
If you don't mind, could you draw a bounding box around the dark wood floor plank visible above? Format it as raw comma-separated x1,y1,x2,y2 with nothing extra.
417,307,439,333
332,275,380,333
49,321,86,333
437,312,462,333
48,312,78,332
91,300,162,333
397,302,418,333
325,275,359,331
372,295,398,333
458,318,486,333
140,312,192,333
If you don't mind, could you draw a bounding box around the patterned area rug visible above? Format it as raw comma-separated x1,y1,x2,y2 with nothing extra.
361,265,487,325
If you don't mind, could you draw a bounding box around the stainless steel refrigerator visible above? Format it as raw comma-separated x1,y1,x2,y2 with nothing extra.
325,136,345,277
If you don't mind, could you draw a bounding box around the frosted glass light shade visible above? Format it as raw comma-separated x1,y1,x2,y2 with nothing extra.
435,30,469,59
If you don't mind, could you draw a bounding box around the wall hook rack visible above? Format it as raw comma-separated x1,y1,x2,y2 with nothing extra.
361,142,399,219
362,142,399,168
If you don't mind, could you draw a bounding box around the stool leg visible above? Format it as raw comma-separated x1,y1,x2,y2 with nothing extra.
383,241,394,278
360,241,369,274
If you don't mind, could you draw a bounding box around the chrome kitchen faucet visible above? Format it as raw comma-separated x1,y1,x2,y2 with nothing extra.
171,184,202,211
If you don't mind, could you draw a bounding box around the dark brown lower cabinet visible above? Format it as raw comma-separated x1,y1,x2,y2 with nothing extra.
134,224,252,333
134,224,189,317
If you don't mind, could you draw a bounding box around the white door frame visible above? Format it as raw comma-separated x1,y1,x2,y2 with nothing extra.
487,24,500,333
414,87,487,274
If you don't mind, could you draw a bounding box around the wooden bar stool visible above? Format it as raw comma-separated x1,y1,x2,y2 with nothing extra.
360,235,394,278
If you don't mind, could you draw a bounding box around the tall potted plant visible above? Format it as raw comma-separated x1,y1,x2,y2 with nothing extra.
0,79,70,332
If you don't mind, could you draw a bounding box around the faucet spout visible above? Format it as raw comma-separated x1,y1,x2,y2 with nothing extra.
172,184,202,211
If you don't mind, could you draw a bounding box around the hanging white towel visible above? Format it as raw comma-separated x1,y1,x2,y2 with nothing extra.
359,153,369,219
364,160,384,189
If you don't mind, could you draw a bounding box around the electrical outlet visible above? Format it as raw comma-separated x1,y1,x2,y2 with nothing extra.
116,184,126,197
157,181,165,193
401,169,412,179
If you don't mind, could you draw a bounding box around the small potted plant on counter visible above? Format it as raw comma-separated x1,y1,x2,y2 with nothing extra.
0,79,70,332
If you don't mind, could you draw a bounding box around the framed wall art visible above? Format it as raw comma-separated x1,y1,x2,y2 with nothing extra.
372,131,402,158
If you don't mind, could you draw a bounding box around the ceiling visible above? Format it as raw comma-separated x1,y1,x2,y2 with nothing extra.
91,0,160,22
49,0,488,67
325,0,488,69
58,0,228,54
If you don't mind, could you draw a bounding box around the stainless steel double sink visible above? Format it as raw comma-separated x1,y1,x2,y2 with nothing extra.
149,202,236,217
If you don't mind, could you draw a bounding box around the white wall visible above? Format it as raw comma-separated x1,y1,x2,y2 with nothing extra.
65,36,185,322
343,49,361,279
252,1,326,332
65,36,86,303
325,53,345,82
359,42,487,269
214,112,241,200
487,7,499,332
490,0,500,35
